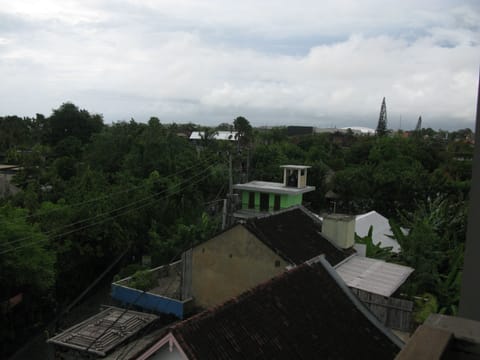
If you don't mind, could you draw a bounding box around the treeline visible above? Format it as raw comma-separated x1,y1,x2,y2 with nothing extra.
0,104,227,357
0,103,474,356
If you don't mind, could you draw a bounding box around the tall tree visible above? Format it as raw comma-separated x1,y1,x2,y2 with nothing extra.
415,116,422,131
376,97,388,136
46,102,104,145
233,116,253,147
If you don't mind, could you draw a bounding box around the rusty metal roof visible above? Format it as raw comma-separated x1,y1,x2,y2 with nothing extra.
47,306,158,356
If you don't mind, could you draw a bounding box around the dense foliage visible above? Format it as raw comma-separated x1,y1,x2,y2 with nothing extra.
0,103,474,356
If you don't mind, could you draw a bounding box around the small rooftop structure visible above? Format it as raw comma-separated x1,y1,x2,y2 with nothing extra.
137,258,402,360
47,306,158,357
233,165,315,218
336,255,414,297
189,131,238,141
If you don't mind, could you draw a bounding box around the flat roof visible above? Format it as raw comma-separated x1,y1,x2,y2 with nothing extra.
279,165,311,169
336,256,414,297
0,164,20,170
233,181,315,194
189,131,238,141
47,306,158,356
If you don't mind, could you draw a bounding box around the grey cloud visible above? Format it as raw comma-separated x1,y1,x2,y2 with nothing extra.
0,1,478,130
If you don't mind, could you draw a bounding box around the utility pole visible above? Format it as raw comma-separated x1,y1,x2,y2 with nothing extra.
246,148,250,182
228,152,233,197
222,198,227,230
224,152,233,228
459,71,480,321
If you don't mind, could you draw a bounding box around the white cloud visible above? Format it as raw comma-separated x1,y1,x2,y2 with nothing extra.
0,0,478,129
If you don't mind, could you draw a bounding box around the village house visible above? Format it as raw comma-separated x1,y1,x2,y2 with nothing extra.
136,258,403,359
232,164,315,219
111,206,355,314
112,206,414,331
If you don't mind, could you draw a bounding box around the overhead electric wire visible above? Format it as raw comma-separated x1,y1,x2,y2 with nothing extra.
1,168,215,255
0,158,218,249
12,154,219,222
1,161,219,250
0,165,217,255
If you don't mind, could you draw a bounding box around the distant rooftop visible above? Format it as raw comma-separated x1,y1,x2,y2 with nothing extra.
341,126,376,134
0,164,20,171
189,131,238,141
279,164,312,170
47,306,158,357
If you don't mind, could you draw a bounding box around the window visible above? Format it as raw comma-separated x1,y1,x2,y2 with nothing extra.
248,192,255,209
260,193,269,211
274,195,281,211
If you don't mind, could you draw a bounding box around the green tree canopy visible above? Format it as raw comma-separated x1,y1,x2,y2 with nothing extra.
46,102,103,145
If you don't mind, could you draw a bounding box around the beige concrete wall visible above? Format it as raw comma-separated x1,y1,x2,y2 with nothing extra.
322,214,356,249
191,225,289,309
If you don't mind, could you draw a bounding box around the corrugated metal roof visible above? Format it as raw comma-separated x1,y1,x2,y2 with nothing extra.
47,307,158,356
336,256,414,297
189,131,238,141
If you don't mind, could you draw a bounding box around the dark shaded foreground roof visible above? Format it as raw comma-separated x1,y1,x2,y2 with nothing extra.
245,207,355,265
170,259,401,360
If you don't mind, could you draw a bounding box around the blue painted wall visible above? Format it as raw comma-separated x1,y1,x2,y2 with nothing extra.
111,284,185,319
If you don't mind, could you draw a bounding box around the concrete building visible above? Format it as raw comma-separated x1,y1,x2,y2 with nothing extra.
233,165,315,219
0,164,20,198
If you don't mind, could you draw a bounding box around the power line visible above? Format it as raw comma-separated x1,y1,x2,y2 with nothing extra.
0,168,216,255
11,155,218,223
1,162,218,251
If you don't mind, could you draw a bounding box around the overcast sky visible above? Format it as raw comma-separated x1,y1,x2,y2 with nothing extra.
0,0,478,130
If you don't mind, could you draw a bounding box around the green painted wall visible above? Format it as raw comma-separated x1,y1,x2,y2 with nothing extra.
241,191,303,211
269,193,275,211
242,191,249,209
280,193,303,208
254,192,260,211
